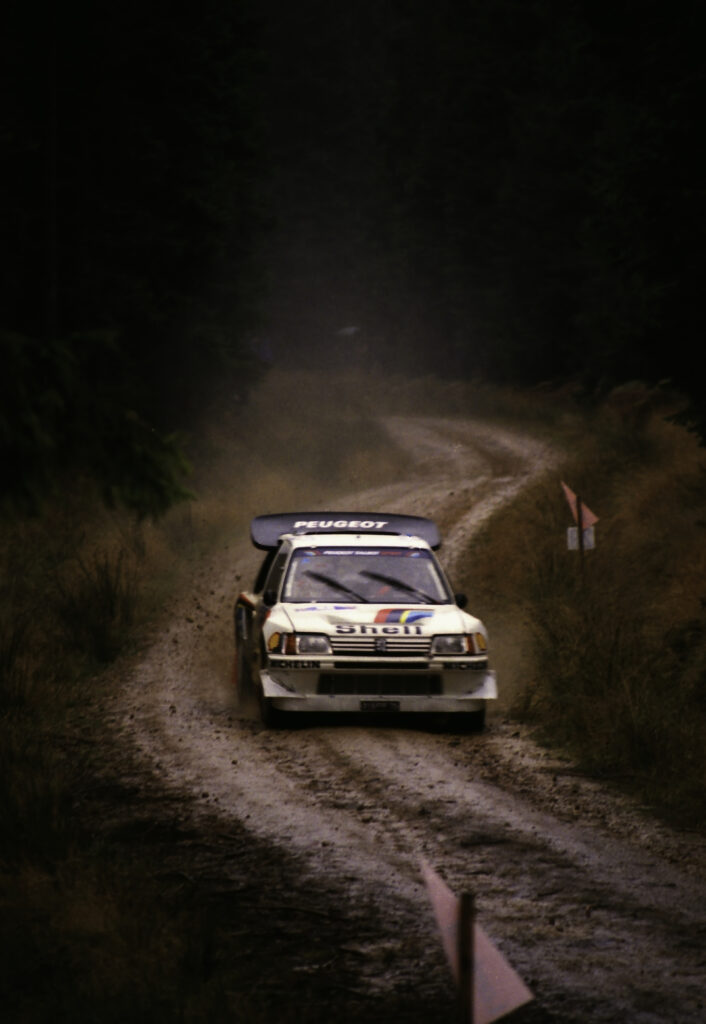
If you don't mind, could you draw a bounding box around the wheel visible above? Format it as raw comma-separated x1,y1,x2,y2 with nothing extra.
439,707,486,733
235,641,253,702
464,706,486,732
258,684,284,728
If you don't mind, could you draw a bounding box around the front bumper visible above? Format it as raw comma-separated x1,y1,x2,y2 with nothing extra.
259,665,497,714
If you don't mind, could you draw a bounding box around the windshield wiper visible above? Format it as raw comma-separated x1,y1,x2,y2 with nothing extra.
303,570,369,602
360,570,436,604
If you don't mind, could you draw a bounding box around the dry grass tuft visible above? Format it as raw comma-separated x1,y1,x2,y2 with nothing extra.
52,549,139,664
0,368,451,1021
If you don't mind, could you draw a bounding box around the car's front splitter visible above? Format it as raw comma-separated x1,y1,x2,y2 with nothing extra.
259,669,497,714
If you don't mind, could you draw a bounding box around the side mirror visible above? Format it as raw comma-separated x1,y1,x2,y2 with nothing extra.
263,589,277,607
454,593,468,609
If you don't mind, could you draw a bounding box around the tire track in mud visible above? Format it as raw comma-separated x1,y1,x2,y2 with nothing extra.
310,729,706,1012
115,416,706,1023
221,720,706,1021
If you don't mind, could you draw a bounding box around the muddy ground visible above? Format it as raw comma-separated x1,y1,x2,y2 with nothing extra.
83,418,705,1022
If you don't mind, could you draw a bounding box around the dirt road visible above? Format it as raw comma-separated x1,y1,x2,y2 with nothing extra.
105,417,706,1022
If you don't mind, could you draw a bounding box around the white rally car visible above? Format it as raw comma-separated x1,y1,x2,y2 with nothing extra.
234,513,497,728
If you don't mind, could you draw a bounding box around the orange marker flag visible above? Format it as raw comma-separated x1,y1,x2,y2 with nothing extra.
421,860,534,1024
561,481,598,528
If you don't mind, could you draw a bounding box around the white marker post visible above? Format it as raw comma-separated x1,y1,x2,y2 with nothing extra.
562,482,598,573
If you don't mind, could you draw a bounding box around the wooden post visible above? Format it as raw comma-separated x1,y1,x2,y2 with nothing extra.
458,892,475,1024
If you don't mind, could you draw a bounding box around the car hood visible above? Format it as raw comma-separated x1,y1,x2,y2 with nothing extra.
279,602,478,636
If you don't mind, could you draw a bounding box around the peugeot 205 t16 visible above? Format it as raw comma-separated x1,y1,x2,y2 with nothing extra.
234,513,497,727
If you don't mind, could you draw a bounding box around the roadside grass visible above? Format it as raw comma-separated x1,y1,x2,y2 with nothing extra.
53,549,139,664
0,853,288,1023
463,387,706,828
0,369,425,1022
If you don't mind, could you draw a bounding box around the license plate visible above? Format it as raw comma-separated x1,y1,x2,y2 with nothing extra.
360,700,400,712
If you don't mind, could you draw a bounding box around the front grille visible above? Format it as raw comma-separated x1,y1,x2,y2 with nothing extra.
330,635,431,656
318,673,442,696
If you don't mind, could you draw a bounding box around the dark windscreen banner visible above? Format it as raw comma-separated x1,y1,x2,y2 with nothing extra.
250,513,441,550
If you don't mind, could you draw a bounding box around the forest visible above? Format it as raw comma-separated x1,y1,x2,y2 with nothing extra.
2,10,705,1018
3,0,704,517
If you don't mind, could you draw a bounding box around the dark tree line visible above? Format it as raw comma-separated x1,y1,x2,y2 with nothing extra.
3,2,704,516
262,1,705,410
2,2,266,516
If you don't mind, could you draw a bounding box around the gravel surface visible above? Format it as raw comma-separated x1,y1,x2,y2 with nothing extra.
96,417,706,1022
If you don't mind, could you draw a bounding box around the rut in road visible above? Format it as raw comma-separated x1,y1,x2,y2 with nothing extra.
115,416,706,1024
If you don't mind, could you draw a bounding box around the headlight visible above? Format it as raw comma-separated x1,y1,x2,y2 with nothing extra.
296,634,331,654
267,632,331,655
431,634,487,656
432,635,468,655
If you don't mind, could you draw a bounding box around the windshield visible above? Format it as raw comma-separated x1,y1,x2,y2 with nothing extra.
281,546,452,604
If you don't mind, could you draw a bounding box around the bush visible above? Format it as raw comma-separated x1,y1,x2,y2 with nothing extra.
467,391,706,827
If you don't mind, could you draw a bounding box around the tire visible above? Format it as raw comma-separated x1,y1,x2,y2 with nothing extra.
464,706,486,732
235,641,253,702
439,707,486,733
258,685,284,728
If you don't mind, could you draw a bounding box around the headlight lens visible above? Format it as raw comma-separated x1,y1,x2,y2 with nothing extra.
296,634,331,654
431,634,487,656
432,635,468,655
268,632,331,655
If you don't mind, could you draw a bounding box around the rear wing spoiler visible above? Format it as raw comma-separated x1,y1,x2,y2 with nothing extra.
251,512,441,550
